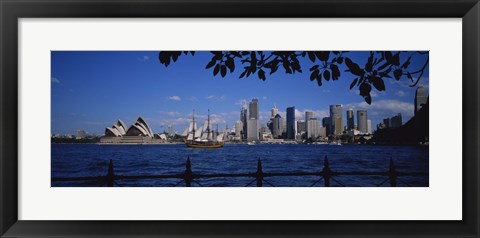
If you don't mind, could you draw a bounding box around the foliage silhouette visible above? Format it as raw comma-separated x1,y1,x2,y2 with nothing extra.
158,51,428,104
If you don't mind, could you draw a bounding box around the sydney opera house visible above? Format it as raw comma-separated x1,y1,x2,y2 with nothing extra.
100,116,167,144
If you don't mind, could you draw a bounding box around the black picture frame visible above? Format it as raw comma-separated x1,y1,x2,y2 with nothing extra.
1,0,479,237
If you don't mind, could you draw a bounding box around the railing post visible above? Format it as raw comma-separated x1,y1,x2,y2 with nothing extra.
389,158,397,187
256,159,263,187
106,159,115,187
323,156,331,187
185,156,193,187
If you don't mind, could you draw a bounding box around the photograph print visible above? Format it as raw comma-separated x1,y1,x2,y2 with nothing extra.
51,51,429,187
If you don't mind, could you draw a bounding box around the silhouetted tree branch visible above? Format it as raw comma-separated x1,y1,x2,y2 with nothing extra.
158,51,428,105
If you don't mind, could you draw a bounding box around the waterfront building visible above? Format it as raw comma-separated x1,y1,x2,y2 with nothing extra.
297,120,306,134
247,118,259,142
101,117,163,144
272,114,283,138
415,87,428,116
322,117,331,135
76,130,87,139
383,118,391,128
367,119,372,134
307,118,321,139
235,120,243,137
271,104,278,118
249,98,259,119
305,111,313,136
240,105,248,140
390,113,403,128
347,108,355,130
329,105,343,135
357,110,368,134
286,106,296,139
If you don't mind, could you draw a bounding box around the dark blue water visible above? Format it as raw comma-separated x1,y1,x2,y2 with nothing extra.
51,144,428,187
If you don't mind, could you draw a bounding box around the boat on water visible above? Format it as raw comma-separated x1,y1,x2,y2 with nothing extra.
329,141,342,146
183,110,224,148
247,141,256,146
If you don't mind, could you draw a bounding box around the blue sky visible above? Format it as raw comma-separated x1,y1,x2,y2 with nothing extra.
51,51,429,135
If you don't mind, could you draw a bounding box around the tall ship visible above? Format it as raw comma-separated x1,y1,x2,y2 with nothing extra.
183,110,224,148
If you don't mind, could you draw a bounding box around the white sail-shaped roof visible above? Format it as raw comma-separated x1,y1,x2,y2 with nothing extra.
105,127,122,137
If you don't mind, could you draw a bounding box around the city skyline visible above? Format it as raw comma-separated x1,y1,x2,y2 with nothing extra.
51,51,429,135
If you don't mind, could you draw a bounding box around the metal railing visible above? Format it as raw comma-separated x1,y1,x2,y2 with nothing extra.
51,156,428,187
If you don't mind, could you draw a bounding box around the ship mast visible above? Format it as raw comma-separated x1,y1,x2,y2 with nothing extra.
191,110,195,139
207,109,211,140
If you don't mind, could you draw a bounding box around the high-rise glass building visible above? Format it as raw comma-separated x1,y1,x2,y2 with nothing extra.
322,117,331,136
247,118,259,142
415,87,428,116
347,108,355,130
286,106,296,139
249,98,259,119
271,104,278,118
357,110,368,134
329,104,343,135
240,105,248,140
305,111,313,136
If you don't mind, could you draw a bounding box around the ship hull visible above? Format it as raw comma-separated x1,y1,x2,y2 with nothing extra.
185,140,224,148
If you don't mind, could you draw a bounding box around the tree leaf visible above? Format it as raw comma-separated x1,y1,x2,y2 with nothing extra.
225,57,235,72
364,94,372,105
308,52,316,62
345,57,364,76
310,70,319,81
323,70,331,81
315,51,330,62
330,64,340,80
359,82,372,97
258,69,266,81
371,76,386,91
239,70,247,78
220,65,227,77
393,69,403,80
316,73,322,86
350,78,358,89
213,64,220,76
205,59,216,69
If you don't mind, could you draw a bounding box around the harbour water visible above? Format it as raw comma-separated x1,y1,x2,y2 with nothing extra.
51,144,429,187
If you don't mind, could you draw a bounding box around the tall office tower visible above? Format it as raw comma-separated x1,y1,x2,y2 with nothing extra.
357,110,368,134
347,108,355,130
271,104,278,118
390,113,403,128
322,117,331,135
235,120,243,137
415,87,428,116
247,118,259,142
307,118,321,139
383,118,391,128
240,105,248,140
297,121,306,134
286,106,296,139
329,104,343,135
167,125,173,136
249,98,259,119
367,119,372,134
305,111,313,136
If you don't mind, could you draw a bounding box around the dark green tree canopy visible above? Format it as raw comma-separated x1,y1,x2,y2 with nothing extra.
158,51,428,105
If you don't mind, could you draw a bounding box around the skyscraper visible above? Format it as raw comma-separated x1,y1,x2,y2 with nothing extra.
247,118,259,142
329,104,343,135
307,118,321,139
272,114,283,138
390,113,403,128
305,111,313,136
271,104,278,118
347,108,354,130
240,105,248,140
286,106,296,139
415,87,428,116
357,110,368,134
235,120,243,137
249,98,259,119
322,117,331,136
367,119,372,134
